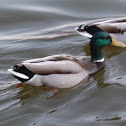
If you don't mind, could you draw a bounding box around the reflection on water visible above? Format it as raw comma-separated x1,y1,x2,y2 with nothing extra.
1,0,126,126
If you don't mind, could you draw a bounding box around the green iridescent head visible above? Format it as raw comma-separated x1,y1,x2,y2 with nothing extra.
90,31,112,62
90,31,124,62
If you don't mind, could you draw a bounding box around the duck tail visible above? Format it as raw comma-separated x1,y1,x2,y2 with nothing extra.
8,65,35,82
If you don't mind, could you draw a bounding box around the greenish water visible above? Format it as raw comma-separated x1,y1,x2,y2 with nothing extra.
1,0,126,126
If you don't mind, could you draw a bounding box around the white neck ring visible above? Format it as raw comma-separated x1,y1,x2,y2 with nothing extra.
94,58,104,63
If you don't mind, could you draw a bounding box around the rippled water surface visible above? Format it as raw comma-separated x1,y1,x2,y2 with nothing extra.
1,0,126,126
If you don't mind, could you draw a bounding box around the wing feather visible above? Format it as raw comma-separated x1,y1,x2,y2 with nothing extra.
21,55,85,75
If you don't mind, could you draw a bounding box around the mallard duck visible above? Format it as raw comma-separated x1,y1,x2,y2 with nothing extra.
8,31,125,88
76,17,126,44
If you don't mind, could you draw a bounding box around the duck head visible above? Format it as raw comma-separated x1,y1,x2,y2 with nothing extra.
90,31,126,62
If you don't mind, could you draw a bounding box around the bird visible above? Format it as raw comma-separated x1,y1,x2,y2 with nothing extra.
8,31,125,89
75,17,126,44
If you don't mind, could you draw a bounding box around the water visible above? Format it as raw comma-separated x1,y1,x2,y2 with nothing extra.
0,0,126,126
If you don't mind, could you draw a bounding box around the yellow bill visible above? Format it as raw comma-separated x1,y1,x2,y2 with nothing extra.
111,38,126,47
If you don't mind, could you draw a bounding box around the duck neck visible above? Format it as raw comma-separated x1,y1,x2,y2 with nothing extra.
90,45,104,62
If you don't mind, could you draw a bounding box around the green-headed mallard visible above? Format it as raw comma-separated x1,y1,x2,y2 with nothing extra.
8,31,125,88
76,17,126,44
